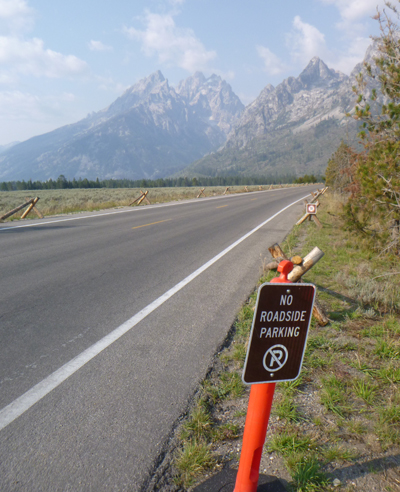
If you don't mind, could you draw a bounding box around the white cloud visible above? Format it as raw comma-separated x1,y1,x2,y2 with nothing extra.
317,0,389,40
318,0,387,22
0,36,88,79
331,36,372,73
124,10,216,72
310,1,388,76
95,75,128,94
0,0,34,34
0,0,31,18
256,45,287,75
287,16,328,65
88,40,113,52
0,1,88,83
284,15,373,75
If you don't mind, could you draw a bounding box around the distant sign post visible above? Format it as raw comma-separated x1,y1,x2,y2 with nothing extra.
306,203,317,215
243,283,316,384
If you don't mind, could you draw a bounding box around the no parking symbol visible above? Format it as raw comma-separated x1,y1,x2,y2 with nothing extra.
263,345,288,373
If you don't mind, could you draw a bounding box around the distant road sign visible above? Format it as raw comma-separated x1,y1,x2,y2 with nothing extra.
243,283,316,384
306,203,317,214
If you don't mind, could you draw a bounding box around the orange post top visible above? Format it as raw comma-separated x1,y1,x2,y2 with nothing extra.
270,259,293,284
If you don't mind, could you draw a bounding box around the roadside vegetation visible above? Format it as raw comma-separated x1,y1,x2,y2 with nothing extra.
170,191,400,491
326,1,400,257
0,183,308,220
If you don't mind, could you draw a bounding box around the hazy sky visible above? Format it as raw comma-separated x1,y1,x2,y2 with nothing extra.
0,0,387,145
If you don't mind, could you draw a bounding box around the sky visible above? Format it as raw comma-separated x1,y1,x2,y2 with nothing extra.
0,0,389,146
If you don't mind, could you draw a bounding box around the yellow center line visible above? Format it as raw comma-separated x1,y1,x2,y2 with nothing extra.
216,205,228,209
250,198,257,201
132,219,172,230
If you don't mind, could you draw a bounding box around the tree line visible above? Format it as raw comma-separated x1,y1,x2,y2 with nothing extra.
0,173,320,192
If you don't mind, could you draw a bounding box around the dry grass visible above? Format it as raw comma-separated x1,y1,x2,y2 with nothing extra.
0,184,305,221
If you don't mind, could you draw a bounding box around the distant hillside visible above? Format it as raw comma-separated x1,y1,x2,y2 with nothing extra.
0,142,19,154
0,72,243,182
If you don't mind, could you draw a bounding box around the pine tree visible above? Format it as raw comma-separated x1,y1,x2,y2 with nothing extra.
346,1,400,253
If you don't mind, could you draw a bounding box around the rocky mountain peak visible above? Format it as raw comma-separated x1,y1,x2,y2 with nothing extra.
349,40,377,79
104,71,170,117
298,57,347,89
175,72,244,135
206,74,222,85
175,71,206,100
224,55,353,150
130,70,166,94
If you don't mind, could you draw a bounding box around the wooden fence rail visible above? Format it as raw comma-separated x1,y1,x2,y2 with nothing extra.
267,242,329,326
129,190,150,206
0,197,43,221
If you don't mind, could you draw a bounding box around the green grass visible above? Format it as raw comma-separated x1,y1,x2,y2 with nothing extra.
376,363,400,384
353,380,378,405
211,423,240,441
181,402,212,441
174,440,215,487
266,431,315,457
320,375,350,418
274,395,303,423
321,444,358,462
289,457,330,492
304,352,330,369
374,339,400,359
202,371,245,404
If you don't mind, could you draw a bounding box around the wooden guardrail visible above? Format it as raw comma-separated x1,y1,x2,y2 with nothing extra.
129,190,151,206
267,242,329,326
296,187,328,228
0,197,43,221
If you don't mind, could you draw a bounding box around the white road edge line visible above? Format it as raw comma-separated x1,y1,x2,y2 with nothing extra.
0,186,298,231
0,193,310,431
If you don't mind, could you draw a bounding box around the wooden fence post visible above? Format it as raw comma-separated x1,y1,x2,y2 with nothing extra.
268,243,329,326
0,198,39,221
139,190,151,205
21,197,40,219
129,190,150,206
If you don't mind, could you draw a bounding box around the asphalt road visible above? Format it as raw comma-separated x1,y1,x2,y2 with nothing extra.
0,185,317,491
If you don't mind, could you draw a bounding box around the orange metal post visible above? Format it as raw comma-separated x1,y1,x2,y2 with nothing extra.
234,260,293,492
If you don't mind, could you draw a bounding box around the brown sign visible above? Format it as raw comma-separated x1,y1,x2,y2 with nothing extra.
243,283,316,384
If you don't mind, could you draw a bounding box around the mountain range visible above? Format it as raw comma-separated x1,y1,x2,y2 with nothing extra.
180,44,381,179
0,42,380,182
0,72,243,182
